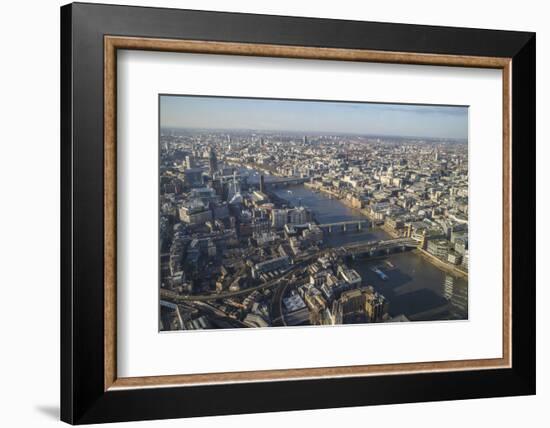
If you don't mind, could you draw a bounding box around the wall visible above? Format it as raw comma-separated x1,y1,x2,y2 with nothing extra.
0,0,546,427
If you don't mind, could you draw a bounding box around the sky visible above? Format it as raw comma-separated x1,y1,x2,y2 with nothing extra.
160,95,468,140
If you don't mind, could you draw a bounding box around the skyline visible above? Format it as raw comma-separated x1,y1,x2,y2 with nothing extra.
160,95,469,140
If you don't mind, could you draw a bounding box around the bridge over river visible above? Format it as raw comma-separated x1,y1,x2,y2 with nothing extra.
317,220,368,233
263,177,309,188
337,237,419,258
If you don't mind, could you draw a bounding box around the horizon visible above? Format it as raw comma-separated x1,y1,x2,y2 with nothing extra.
160,126,467,143
160,95,469,141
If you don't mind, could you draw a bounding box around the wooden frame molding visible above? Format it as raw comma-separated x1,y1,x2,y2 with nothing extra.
104,35,513,391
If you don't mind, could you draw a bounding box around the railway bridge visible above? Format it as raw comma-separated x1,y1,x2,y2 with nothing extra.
338,237,419,258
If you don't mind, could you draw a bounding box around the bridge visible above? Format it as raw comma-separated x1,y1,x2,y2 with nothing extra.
338,237,419,258
317,220,368,233
263,177,309,189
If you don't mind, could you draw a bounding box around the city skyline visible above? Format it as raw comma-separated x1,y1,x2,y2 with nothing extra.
160,95,469,140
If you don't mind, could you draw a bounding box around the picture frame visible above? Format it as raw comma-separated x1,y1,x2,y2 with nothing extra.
61,2,535,424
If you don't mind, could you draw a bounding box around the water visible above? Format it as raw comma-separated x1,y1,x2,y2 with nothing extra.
350,254,468,321
271,184,468,321
272,185,388,246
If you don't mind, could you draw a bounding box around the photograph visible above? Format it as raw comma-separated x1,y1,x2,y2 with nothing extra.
59,6,535,419
0,0,541,426
158,95,469,331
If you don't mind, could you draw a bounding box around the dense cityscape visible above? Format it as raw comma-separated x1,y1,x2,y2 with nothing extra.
159,123,469,331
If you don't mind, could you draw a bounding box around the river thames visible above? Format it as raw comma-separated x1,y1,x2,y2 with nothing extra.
269,183,468,321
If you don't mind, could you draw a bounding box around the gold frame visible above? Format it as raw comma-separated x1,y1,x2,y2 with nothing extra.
104,36,512,391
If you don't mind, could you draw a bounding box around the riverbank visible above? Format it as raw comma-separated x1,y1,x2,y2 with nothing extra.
377,223,401,238
304,181,340,199
415,248,468,278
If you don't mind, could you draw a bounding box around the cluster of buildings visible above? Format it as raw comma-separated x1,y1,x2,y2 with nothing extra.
159,129,466,330
280,255,391,326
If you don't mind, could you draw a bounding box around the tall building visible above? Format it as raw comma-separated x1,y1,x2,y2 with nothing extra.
271,209,287,229
209,148,218,175
211,178,223,197
183,168,203,188
227,171,241,202
333,286,388,324
185,155,196,169
364,288,389,322
288,206,308,225
259,174,265,193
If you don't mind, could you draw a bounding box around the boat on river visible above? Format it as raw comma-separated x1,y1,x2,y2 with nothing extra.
371,267,388,280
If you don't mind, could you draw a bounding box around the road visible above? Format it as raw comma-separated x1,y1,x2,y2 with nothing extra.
192,301,249,328
270,278,295,327
160,257,314,303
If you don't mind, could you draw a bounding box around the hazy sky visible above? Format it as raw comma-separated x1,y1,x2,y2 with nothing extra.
160,95,468,139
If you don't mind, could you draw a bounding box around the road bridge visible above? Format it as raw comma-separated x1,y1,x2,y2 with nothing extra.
317,220,368,233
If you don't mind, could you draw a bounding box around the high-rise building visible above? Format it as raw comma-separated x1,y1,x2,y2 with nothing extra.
227,171,241,202
288,206,308,225
364,288,389,322
271,209,287,229
211,178,223,197
333,286,388,324
183,168,203,188
259,174,265,193
209,148,218,175
185,155,196,169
